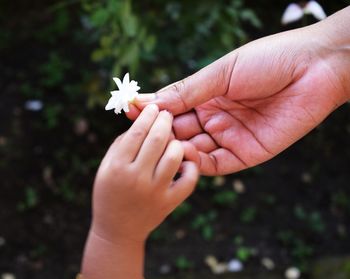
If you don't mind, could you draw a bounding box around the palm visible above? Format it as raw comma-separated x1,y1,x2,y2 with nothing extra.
176,41,343,175
132,27,348,175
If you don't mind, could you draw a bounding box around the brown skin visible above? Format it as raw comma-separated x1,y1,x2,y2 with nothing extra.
128,6,350,175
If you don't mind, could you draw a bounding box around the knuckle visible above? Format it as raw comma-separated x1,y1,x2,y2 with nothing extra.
110,160,124,173
135,171,151,185
129,128,147,139
170,80,188,111
218,56,236,96
165,141,183,163
150,133,164,144
165,152,181,164
172,79,185,93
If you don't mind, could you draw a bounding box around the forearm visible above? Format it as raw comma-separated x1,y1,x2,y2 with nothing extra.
320,6,350,49
311,6,350,101
81,230,145,279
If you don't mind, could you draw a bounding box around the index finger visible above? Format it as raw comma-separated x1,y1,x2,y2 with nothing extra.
116,104,159,162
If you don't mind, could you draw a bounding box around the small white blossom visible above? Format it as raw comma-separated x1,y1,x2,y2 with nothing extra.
227,259,243,273
24,100,43,111
281,1,326,25
1,274,16,279
285,267,301,279
105,73,140,114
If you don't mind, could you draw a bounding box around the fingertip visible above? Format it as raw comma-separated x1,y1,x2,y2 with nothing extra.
126,103,141,120
126,103,159,121
171,139,185,158
181,141,201,167
169,131,176,141
181,161,199,181
170,161,199,201
163,139,184,167
134,93,157,108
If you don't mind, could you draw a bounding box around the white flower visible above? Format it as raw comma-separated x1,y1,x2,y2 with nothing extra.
285,267,301,279
227,259,243,273
281,1,326,25
105,73,140,114
24,100,43,111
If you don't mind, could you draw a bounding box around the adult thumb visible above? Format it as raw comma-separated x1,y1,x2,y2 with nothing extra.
135,52,237,115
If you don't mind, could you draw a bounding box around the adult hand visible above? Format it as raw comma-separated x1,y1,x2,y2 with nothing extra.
128,7,350,175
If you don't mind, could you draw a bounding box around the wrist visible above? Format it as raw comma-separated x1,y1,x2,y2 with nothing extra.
311,6,350,102
81,229,145,279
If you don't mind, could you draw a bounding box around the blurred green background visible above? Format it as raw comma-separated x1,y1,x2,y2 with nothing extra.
1,1,350,278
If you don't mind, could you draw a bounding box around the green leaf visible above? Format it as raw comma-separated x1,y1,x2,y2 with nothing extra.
294,205,306,220
91,49,107,62
144,35,156,52
100,35,114,48
119,42,139,66
172,202,192,220
220,33,234,49
240,9,262,28
122,15,138,37
175,256,193,270
240,207,257,223
91,9,109,26
236,247,253,262
191,214,206,229
202,225,213,240
213,190,237,206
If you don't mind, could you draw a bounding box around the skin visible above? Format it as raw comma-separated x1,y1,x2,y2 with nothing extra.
81,6,350,279
81,105,199,279
128,6,350,175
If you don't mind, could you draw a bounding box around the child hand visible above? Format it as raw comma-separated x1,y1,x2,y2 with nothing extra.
91,104,199,244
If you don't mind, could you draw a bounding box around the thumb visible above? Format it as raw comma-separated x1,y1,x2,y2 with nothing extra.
135,52,238,115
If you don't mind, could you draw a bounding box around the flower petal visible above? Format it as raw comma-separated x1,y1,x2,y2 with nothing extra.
105,96,117,110
107,73,140,115
123,73,130,85
281,3,303,25
114,107,122,114
304,0,326,20
123,102,130,113
113,78,123,90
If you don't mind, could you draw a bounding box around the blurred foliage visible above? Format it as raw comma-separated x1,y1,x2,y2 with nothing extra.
0,1,350,278
82,0,261,106
175,255,194,271
191,210,217,241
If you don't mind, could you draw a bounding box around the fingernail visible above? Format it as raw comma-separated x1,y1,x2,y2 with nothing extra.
163,110,173,119
136,93,156,102
146,104,159,111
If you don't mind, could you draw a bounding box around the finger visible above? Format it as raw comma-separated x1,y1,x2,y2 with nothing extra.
165,161,199,208
181,141,201,165
172,112,204,140
189,133,218,153
198,148,247,176
134,110,173,170
169,131,175,141
117,104,159,162
105,131,125,153
135,52,238,115
125,103,141,120
154,140,184,185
